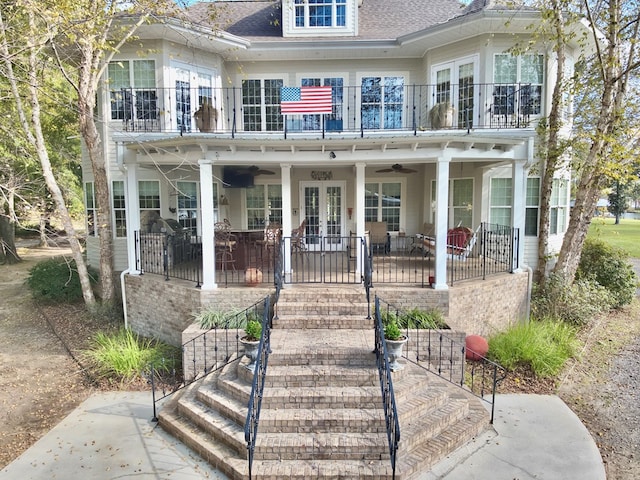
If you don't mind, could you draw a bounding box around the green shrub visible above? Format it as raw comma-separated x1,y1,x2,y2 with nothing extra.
488,319,578,378
193,306,243,329
577,238,637,308
82,328,179,382
384,319,403,340
532,273,612,326
399,308,448,329
244,320,262,341
27,257,97,303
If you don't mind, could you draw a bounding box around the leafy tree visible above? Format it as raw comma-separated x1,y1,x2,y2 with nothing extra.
527,0,640,284
607,179,629,223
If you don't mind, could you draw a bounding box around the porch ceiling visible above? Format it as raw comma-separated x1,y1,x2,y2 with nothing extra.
124,131,530,167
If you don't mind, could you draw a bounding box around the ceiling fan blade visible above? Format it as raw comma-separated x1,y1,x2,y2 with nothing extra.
256,169,275,175
400,167,417,173
376,168,394,173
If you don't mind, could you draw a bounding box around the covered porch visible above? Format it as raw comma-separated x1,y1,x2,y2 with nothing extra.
120,131,531,290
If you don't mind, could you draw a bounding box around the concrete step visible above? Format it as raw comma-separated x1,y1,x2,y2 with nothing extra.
254,431,389,461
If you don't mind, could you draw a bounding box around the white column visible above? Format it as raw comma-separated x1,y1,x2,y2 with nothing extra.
433,155,451,290
124,159,140,273
199,158,217,290
355,162,366,274
511,159,526,272
281,164,293,282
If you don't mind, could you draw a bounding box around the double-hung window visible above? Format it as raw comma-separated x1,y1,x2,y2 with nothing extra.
108,60,156,126
177,181,199,235
430,179,474,226
525,178,540,236
550,179,568,235
246,184,283,229
85,182,96,237
365,182,402,232
361,76,404,130
113,181,126,238
493,54,544,120
139,181,161,226
295,0,346,27
242,79,284,132
490,178,512,227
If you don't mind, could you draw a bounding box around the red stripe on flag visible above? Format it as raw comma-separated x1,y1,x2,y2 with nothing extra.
281,86,333,114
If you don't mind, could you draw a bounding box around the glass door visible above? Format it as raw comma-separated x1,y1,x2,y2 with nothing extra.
300,181,345,252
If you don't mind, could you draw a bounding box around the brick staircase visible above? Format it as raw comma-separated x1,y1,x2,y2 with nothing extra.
158,286,491,479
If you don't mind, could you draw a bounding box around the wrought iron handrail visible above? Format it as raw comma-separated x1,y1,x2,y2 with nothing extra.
374,296,401,479
244,296,272,480
376,298,507,423
149,297,269,422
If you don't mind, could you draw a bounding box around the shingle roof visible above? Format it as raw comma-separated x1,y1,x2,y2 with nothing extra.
185,0,469,42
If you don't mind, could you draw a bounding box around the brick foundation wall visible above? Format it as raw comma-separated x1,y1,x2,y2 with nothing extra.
125,273,273,347
447,271,530,337
372,271,530,337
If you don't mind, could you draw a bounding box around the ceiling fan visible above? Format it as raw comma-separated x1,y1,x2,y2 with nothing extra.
240,165,276,176
375,163,417,174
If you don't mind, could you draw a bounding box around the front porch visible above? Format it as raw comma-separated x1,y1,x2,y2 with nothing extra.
134,222,518,289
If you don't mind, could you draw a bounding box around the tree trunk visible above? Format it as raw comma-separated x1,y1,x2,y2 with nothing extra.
77,43,115,303
535,2,567,285
0,214,21,264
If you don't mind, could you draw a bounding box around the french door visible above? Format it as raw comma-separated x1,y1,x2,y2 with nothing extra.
300,181,346,252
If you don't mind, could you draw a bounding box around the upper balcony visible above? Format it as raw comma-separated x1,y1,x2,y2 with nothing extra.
107,82,542,138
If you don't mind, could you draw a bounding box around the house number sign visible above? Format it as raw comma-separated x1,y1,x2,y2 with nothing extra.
311,171,332,180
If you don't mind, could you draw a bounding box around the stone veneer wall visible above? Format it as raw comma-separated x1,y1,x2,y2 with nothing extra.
124,273,272,347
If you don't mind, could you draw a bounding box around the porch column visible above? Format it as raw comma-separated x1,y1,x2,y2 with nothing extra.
281,164,293,282
355,162,366,274
512,159,526,272
124,158,140,273
433,155,451,290
199,158,217,290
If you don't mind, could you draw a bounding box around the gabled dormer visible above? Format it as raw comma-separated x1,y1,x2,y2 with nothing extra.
282,0,361,37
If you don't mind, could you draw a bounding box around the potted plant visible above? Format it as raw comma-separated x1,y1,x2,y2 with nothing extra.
384,319,408,371
240,318,262,372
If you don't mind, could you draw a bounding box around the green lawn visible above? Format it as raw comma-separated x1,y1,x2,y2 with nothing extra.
588,217,640,257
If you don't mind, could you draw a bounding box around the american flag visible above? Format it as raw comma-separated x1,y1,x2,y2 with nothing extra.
280,86,333,114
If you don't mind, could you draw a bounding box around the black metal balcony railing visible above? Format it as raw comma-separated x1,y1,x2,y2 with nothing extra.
135,223,518,289
110,83,540,137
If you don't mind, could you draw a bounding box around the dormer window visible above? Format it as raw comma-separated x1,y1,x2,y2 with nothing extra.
284,0,356,37
295,0,346,28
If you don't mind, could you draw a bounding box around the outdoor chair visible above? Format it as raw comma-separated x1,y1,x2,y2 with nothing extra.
214,221,237,271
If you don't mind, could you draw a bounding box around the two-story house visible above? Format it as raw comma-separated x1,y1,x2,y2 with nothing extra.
84,0,588,344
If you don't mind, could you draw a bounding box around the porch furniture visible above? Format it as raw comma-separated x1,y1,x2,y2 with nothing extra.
215,221,237,271
365,221,390,255
291,219,307,253
256,223,281,265
411,222,435,256
417,225,479,261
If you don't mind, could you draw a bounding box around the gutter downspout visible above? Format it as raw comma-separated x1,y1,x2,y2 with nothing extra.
121,268,130,330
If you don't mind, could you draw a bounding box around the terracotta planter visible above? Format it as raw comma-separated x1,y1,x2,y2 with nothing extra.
245,268,263,286
385,336,408,371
